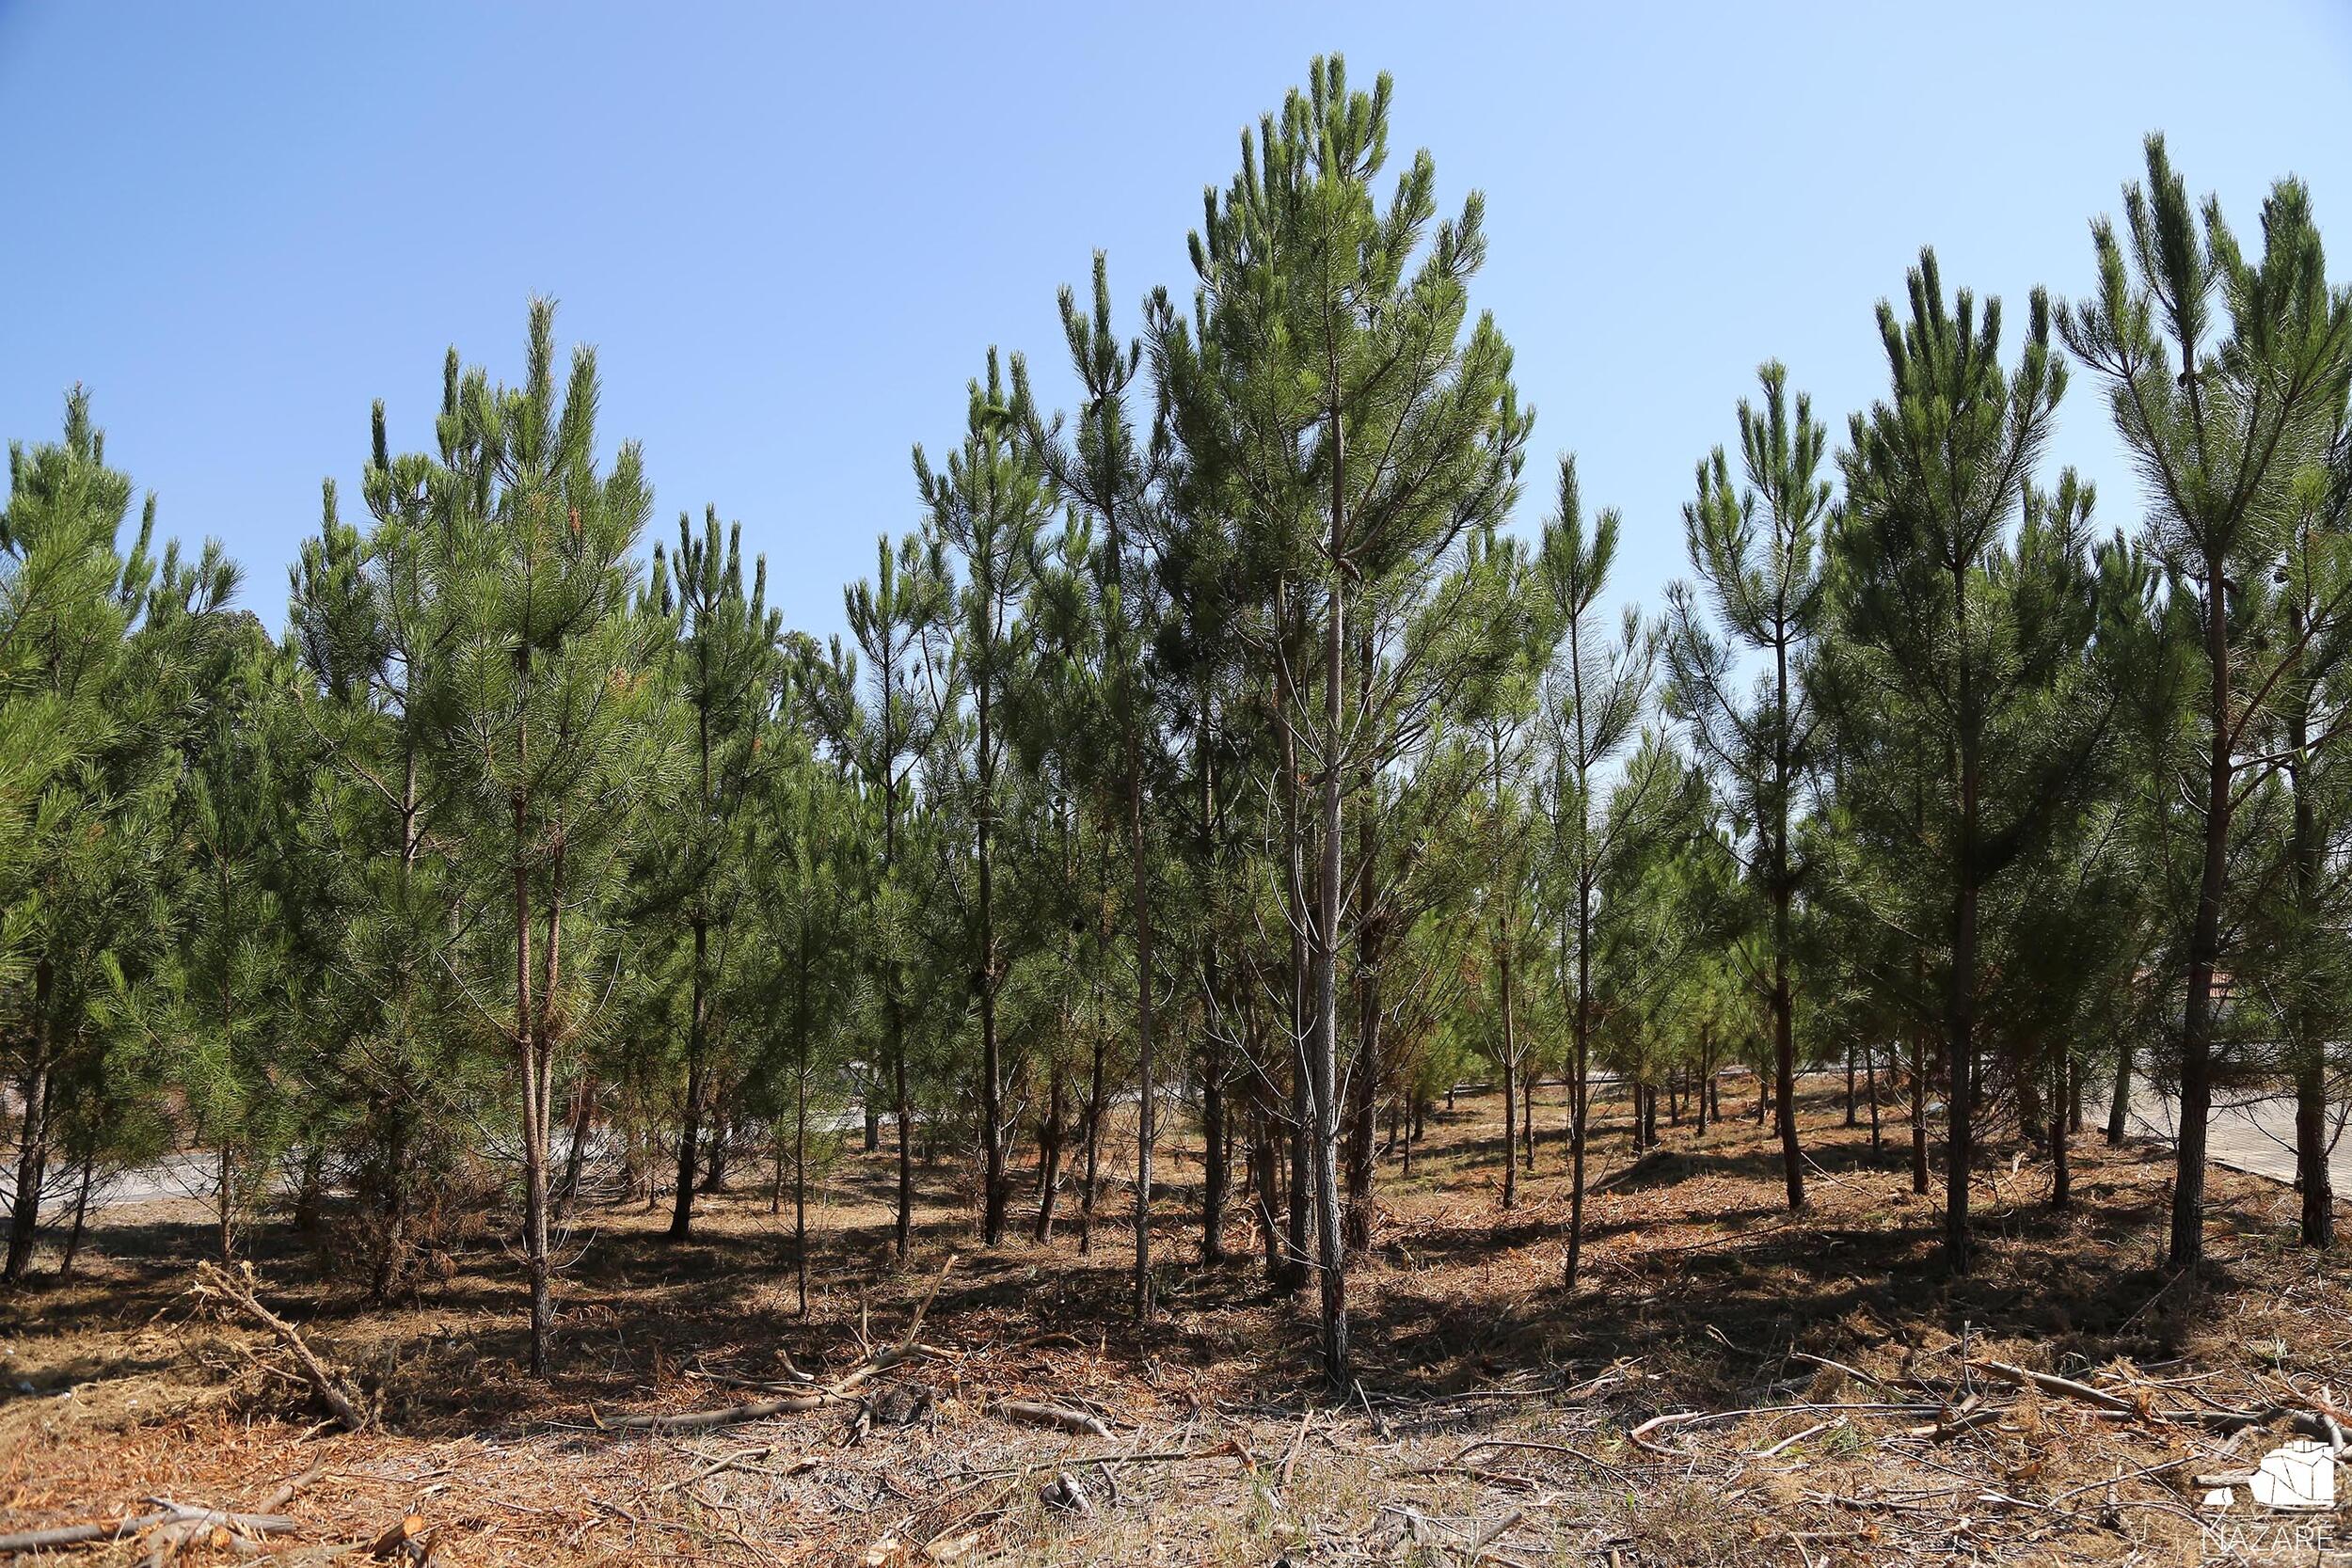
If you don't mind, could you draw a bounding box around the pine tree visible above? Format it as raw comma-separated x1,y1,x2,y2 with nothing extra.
644,506,784,1242
1,390,234,1279
1831,254,2099,1271
426,300,671,1373
918,351,1051,1250
2060,137,2352,1266
1016,253,1168,1310
1156,54,1527,1384
818,533,948,1263
292,424,472,1300
1662,362,1833,1213
167,624,308,1259
744,691,859,1314
1533,458,1662,1288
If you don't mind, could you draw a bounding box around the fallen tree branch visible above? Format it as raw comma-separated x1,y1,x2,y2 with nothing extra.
1629,1402,1935,1457
1967,1360,2344,1446
1752,1418,1836,1458
0,1513,181,1553
194,1261,372,1433
1967,1359,2140,1416
989,1399,1114,1439
0,1500,303,1563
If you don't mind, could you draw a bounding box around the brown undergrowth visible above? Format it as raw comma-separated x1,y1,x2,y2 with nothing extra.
3,1082,2346,1565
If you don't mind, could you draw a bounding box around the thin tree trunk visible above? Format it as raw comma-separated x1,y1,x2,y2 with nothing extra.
1129,764,1155,1323
558,1073,595,1226
1304,403,1349,1386
1771,635,1806,1212
1521,1065,1535,1170
1910,1028,1930,1196
793,1057,811,1316
216,1146,234,1261
1200,1044,1226,1262
670,1044,703,1240
894,1050,913,1265
1078,1038,1105,1256
2285,644,2334,1247
2170,562,2233,1271
1034,1069,1066,1245
701,1109,731,1194
372,1110,409,1305
1500,1048,1518,1212
4,961,54,1282
58,1153,95,1281
2295,1056,2333,1248
2107,1037,2132,1148
1253,1101,1281,1284
1696,1025,1711,1139
1948,585,1981,1273
1867,1038,1882,1156
1279,660,1311,1291
1343,626,1378,1259
2049,1050,2072,1212
978,673,1007,1248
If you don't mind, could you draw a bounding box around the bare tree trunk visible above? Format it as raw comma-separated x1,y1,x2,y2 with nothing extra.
893,1049,912,1266
2296,1056,2334,1248
4,961,55,1282
1253,1101,1282,1284
2106,1037,2132,1148
1520,1065,1535,1170
1129,762,1156,1323
2049,1050,2072,1212
558,1073,595,1227
701,1108,731,1193
1077,1038,1105,1256
371,1110,409,1305
2170,562,2233,1271
1910,1028,1930,1196
1500,1048,1518,1212
670,907,709,1241
1303,411,1350,1387
1867,1038,1882,1156
978,673,1007,1248
1696,1025,1711,1139
1278,665,1312,1291
1200,1045,1227,1262
216,1147,234,1261
1034,1069,1066,1245
793,1054,811,1317
58,1153,95,1281
2284,637,2335,1249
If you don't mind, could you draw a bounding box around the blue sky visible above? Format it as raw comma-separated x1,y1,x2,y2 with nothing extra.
4,2,2349,641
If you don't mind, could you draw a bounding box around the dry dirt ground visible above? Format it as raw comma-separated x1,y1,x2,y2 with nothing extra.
5,1081,2350,1566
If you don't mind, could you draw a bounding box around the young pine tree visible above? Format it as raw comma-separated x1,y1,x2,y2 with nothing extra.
1662,362,1833,1214
1830,254,2101,1272
427,301,673,1374
2060,138,2352,1265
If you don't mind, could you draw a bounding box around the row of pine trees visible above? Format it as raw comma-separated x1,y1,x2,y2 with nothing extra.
4,61,2350,1386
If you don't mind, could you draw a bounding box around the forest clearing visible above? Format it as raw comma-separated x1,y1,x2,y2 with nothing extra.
3,1081,2347,1566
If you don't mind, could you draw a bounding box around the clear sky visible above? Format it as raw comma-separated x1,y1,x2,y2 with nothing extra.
4,2,2349,642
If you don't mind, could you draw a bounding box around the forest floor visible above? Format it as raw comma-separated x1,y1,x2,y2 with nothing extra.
5,1081,2351,1567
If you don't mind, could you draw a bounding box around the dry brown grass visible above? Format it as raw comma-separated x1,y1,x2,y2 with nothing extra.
3,1079,2347,1565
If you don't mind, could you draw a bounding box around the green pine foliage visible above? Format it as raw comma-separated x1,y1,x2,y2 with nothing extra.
11,66,2352,1399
